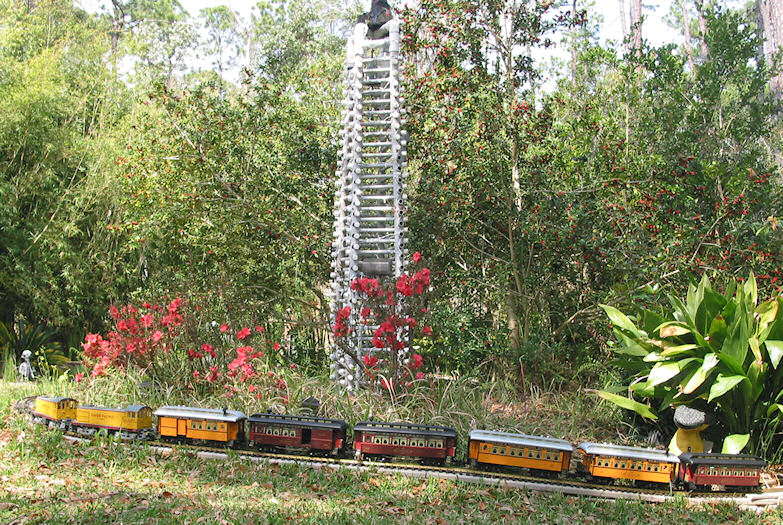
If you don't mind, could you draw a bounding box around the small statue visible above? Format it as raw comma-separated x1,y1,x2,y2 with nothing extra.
18,350,36,381
357,0,393,39
668,405,712,455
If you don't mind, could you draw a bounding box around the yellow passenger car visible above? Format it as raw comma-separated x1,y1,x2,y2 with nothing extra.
154,406,247,446
73,404,154,439
468,430,573,473
31,396,77,429
578,442,680,485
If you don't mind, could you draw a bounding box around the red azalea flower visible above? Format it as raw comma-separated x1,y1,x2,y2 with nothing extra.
412,251,422,263
415,372,424,380
152,330,163,342
273,342,281,351
422,326,433,336
362,354,379,367
237,327,251,340
255,325,265,333
74,372,84,383
219,323,229,333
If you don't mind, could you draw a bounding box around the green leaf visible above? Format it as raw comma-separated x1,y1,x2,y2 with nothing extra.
755,299,779,328
613,343,650,357
708,374,746,402
590,390,658,420
743,272,758,308
659,344,698,357
649,358,696,386
721,434,750,454
749,337,762,362
682,353,719,394
765,340,783,369
601,305,642,338
766,404,783,418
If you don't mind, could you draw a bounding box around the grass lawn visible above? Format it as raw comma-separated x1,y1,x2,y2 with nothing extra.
2,380,782,524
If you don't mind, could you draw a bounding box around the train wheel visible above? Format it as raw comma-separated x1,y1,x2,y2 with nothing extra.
355,450,364,462
444,456,452,466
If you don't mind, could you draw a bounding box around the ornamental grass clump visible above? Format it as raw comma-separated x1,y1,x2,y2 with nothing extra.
595,273,783,460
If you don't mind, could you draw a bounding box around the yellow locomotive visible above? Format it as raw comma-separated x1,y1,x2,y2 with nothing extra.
73,404,155,440
30,396,77,430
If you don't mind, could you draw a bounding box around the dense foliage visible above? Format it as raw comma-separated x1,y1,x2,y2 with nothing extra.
0,0,781,403
401,0,782,380
598,274,783,460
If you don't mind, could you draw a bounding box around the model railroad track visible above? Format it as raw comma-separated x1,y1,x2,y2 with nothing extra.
13,399,775,508
105,438,758,504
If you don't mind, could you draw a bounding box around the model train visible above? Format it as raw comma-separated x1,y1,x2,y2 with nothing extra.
27,396,766,492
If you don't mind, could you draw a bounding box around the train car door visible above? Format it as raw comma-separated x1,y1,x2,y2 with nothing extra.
178,418,187,436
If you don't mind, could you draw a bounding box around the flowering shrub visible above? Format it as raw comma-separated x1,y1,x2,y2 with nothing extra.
333,254,433,391
80,298,295,404
82,298,186,377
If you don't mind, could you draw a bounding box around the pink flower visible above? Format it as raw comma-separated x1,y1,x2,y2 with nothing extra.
415,372,424,380
360,307,371,319
255,325,265,333
201,343,215,357
74,372,84,383
412,252,422,263
380,378,394,391
273,342,281,351
410,353,423,369
152,330,163,342
237,327,251,340
193,370,200,379
109,306,120,319
289,363,297,370
206,366,220,382
141,313,154,328
362,354,379,367
276,378,287,389
422,326,433,337
219,323,229,333
248,385,257,393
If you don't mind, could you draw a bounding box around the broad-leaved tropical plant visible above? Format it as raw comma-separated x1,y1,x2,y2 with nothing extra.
596,274,783,459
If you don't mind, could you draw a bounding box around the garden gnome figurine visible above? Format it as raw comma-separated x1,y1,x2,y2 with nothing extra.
18,350,36,381
668,405,712,455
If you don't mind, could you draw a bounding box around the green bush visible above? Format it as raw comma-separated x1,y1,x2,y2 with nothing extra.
596,273,783,460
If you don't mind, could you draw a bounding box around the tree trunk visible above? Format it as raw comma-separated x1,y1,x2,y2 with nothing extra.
630,0,642,55
681,1,696,71
695,0,709,61
757,0,783,97
619,0,628,42
570,0,578,83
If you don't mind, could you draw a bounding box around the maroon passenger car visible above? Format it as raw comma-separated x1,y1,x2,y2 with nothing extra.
678,452,766,491
247,413,347,455
353,421,457,463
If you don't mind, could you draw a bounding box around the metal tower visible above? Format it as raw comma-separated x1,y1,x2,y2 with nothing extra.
329,15,409,390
